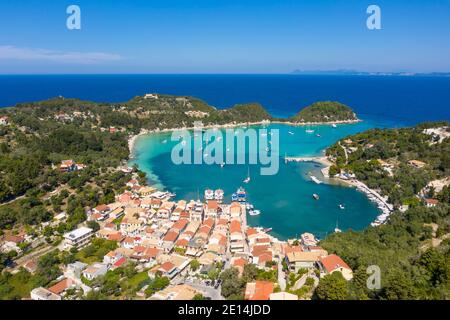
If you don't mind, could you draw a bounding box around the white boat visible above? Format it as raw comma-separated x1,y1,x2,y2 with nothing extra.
204,189,214,200
332,124,337,128
288,131,294,135
243,167,251,184
306,129,315,134
220,163,225,168
316,134,321,137
246,203,254,210
249,210,260,216
313,193,320,200
214,189,224,201
310,175,322,184
334,220,342,233
339,204,345,210
162,139,167,144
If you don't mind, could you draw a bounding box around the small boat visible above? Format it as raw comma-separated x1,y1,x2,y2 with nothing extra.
334,220,342,233
243,167,251,184
236,187,247,202
312,193,320,200
306,129,314,134
263,228,273,233
339,204,345,210
161,139,167,144
246,203,254,210
265,147,270,152
220,163,225,168
332,124,337,128
231,193,238,201
204,189,214,200
316,134,321,138
249,210,260,216
310,175,322,184
288,131,294,135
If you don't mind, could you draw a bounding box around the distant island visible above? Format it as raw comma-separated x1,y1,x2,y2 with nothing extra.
291,69,450,77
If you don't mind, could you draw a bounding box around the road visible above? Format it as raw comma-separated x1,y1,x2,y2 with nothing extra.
186,282,224,300
277,259,286,291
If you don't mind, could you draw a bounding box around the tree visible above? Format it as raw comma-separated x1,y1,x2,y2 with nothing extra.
87,220,100,232
219,268,244,299
315,272,349,300
190,259,200,272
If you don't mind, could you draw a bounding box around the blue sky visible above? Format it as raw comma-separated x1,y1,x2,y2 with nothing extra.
0,0,449,73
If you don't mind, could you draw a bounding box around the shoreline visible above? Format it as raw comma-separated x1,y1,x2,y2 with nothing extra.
128,118,361,157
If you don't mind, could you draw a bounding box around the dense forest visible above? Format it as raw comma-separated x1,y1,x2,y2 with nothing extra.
320,122,450,299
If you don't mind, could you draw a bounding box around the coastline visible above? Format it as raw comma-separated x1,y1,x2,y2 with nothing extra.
128,118,361,157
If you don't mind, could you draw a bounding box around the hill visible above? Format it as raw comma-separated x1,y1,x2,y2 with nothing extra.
289,101,358,123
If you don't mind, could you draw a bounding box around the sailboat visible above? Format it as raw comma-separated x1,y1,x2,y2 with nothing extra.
339,204,345,210
305,124,314,134
334,219,342,233
243,167,251,183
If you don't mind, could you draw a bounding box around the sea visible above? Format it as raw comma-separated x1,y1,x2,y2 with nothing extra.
1,74,449,239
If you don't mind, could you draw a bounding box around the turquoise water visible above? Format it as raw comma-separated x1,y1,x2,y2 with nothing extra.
130,117,395,240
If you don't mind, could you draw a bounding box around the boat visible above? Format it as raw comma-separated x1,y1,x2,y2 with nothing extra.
231,193,238,201
161,139,167,144
312,193,320,200
220,163,225,168
214,189,224,202
249,210,260,216
204,189,214,200
332,124,337,128
310,175,322,184
316,134,321,137
339,204,345,210
263,228,273,233
236,187,247,202
288,131,294,135
246,203,254,210
334,219,342,233
243,167,251,184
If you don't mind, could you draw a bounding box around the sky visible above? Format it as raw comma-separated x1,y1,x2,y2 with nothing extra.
0,0,449,74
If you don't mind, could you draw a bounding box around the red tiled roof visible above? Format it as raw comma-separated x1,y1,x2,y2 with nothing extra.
319,254,352,273
159,262,175,272
230,220,241,234
113,257,127,268
48,278,72,295
163,230,179,242
245,281,274,300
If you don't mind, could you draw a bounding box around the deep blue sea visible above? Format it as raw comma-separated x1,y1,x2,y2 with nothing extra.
1,74,449,239
1,74,449,124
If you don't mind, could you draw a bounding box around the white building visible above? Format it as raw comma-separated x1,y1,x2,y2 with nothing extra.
64,227,93,249
30,287,61,300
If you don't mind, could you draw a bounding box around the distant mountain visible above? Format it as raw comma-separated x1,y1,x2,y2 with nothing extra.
291,69,450,77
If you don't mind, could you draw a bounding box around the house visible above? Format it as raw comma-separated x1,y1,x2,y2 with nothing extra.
205,200,219,218
82,263,108,281
23,260,38,274
424,198,439,208
2,235,25,252
408,160,427,169
244,281,274,300
66,261,87,279
59,160,76,172
153,261,178,279
48,278,75,296
0,116,9,125
150,284,199,300
93,204,111,216
285,251,325,272
300,233,318,247
63,227,93,249
103,250,123,265
30,287,62,300
229,202,242,219
319,254,353,280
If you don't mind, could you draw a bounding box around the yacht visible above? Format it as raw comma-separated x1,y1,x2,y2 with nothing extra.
339,204,345,210
332,124,337,128
220,163,225,168
249,209,261,216
231,193,238,202
334,220,342,233
204,189,214,200
246,203,254,210
263,228,273,233
214,189,224,202
312,193,320,200
288,131,294,135
236,187,247,202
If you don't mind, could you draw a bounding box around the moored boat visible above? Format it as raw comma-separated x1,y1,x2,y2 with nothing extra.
312,193,320,200
204,189,214,200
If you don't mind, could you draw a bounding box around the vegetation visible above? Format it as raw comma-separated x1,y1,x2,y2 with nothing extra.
289,101,357,123
319,122,450,299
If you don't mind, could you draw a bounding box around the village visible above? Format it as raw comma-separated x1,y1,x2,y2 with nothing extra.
0,158,355,301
